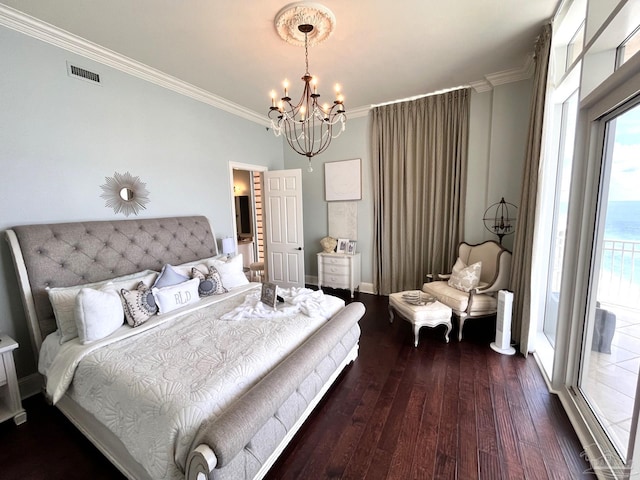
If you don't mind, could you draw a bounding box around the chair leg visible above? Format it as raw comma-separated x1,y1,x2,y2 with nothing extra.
458,315,467,342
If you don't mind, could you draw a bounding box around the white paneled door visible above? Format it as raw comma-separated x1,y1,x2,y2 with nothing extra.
264,169,304,288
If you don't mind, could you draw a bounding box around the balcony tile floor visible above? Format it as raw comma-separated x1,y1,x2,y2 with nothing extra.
584,305,640,455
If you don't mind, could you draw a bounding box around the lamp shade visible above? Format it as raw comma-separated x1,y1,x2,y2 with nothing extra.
221,237,235,256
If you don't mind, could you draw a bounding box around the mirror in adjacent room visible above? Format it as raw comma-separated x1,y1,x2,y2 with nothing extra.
100,171,150,217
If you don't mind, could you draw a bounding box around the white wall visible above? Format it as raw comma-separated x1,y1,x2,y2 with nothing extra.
0,26,284,377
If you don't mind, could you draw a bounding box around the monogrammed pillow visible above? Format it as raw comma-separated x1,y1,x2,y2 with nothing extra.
447,259,482,292
152,278,200,314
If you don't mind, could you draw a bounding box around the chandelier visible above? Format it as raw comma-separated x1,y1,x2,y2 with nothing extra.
268,4,346,172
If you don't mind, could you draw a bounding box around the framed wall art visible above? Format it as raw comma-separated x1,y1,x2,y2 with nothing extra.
324,158,361,201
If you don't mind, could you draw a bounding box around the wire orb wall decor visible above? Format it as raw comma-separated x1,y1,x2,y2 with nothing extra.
100,171,150,217
483,197,517,244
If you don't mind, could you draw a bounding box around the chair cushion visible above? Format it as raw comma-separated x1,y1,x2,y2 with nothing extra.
422,281,497,315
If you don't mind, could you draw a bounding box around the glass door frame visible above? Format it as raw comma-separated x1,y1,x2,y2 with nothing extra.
555,77,640,478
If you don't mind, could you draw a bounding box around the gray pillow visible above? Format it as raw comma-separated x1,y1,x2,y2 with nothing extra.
153,264,190,289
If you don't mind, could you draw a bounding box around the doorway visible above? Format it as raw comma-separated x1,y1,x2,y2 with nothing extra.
229,162,267,275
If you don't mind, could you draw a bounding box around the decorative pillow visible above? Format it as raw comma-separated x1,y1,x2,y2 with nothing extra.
209,254,250,289
120,282,158,327
74,286,124,344
153,264,190,289
448,259,482,292
175,254,227,276
152,278,200,314
47,269,157,344
192,266,227,297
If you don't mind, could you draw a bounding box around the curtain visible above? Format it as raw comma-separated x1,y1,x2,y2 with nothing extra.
370,89,470,295
510,24,552,356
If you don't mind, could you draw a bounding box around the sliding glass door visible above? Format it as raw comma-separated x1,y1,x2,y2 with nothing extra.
579,98,640,461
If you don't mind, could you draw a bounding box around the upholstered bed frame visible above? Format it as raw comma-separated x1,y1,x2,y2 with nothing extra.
6,216,363,480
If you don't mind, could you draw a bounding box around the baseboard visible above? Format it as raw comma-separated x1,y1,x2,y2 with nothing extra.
305,276,376,296
19,372,42,399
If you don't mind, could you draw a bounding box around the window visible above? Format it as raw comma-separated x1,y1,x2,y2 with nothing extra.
617,25,640,68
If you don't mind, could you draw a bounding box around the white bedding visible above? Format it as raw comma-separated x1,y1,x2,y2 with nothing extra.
41,284,345,480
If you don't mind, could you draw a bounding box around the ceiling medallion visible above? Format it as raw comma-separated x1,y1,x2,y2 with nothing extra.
274,2,336,47
269,3,346,171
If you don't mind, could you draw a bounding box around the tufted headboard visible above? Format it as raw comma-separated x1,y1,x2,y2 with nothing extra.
6,216,217,354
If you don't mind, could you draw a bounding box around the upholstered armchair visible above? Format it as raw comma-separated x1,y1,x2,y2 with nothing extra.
422,240,511,341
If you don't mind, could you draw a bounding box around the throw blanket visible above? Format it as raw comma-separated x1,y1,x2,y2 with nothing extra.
44,285,344,480
221,287,339,320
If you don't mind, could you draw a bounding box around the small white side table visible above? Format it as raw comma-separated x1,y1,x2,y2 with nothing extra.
317,252,361,298
0,334,27,425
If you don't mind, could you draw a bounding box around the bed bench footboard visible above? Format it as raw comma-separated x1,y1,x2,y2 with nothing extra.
187,301,365,479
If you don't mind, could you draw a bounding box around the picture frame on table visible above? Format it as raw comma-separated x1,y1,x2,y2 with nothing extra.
336,238,349,254
347,240,357,255
260,282,277,308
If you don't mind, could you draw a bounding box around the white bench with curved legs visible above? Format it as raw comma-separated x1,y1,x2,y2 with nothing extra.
388,291,452,347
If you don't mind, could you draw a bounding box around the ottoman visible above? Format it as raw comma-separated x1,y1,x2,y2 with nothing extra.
389,291,453,347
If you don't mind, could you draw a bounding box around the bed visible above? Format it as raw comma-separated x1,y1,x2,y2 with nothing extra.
5,216,364,480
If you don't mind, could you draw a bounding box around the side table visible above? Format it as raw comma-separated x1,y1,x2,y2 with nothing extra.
0,334,27,425
317,252,361,298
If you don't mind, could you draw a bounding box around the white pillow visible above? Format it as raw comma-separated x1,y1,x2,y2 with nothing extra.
74,286,124,344
175,255,228,276
209,254,250,289
447,258,482,292
48,270,158,344
152,278,200,314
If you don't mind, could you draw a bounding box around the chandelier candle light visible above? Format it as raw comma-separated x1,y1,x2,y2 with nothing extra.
268,4,346,172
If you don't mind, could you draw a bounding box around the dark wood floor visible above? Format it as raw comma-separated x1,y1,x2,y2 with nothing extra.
0,290,594,479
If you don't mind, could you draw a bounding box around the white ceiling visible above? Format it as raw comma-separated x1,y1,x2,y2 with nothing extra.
1,0,559,119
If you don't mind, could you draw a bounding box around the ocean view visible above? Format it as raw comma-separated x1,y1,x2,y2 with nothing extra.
600,201,640,296
605,201,640,241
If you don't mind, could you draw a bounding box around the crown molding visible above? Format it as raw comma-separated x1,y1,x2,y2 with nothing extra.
1,4,536,121
0,4,270,127
470,53,535,92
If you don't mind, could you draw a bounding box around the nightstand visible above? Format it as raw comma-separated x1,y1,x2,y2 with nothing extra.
317,252,361,298
0,334,27,425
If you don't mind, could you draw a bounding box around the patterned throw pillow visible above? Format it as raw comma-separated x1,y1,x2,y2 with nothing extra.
120,282,158,327
447,259,482,292
191,266,227,297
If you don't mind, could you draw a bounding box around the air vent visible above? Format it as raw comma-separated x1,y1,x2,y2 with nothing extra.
66,62,101,85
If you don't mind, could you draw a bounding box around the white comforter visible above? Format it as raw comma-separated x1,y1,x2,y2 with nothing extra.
41,285,345,480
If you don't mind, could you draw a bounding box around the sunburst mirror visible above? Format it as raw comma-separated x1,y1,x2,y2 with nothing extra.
100,171,150,217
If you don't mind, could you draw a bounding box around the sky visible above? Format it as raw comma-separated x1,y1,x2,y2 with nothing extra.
609,103,640,202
